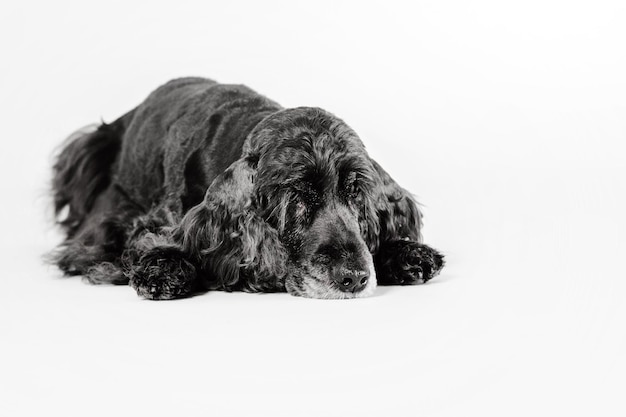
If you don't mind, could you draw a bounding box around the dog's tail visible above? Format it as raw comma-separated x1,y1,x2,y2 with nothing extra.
52,118,125,237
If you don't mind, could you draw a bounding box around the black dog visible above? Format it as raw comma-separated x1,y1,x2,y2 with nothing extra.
51,77,444,299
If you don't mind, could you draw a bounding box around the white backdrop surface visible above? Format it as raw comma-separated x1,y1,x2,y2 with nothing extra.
0,1,624,416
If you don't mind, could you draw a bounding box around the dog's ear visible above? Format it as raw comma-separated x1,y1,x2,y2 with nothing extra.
173,156,287,291
368,158,423,249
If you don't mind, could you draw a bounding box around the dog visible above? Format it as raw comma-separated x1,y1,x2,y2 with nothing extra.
51,77,444,299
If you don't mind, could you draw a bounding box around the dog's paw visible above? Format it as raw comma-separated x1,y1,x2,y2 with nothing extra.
375,240,445,285
128,246,197,300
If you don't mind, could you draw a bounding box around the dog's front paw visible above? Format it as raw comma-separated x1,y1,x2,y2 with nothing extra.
375,240,444,285
128,247,197,300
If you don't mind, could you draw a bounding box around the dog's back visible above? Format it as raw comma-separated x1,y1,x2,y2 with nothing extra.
114,77,281,211
51,77,281,280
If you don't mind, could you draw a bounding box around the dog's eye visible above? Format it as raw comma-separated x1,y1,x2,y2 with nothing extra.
296,200,307,216
347,181,360,199
343,171,361,199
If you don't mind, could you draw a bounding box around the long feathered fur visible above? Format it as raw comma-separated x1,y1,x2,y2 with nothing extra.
52,122,122,237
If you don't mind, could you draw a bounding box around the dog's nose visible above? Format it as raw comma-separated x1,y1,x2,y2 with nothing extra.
334,271,369,293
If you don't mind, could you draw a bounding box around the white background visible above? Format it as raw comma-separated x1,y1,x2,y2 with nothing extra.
1,1,624,416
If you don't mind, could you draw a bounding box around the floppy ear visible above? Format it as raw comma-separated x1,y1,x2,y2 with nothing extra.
369,158,423,247
173,157,288,292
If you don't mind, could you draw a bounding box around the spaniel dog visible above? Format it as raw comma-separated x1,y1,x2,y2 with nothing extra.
51,77,444,300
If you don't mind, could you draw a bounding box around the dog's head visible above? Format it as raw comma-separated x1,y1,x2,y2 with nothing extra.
248,107,380,298
179,107,382,299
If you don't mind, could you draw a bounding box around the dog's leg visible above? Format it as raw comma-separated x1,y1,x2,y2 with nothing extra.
124,207,200,300
370,159,445,285
128,245,199,300
375,240,444,285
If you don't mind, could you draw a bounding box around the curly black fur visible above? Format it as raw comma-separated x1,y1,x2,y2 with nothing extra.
50,77,444,300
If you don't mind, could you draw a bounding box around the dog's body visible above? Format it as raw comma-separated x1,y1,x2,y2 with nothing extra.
52,77,443,299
